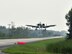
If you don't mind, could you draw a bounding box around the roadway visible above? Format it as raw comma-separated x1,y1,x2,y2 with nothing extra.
0,36,64,46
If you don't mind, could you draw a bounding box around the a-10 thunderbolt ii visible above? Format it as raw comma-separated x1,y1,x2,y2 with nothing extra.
26,22,56,30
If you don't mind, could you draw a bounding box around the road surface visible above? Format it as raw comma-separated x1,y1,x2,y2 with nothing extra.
0,36,64,46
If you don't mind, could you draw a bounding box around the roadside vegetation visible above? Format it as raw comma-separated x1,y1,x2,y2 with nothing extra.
47,39,72,54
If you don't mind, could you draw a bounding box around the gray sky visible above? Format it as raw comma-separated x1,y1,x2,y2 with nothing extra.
0,0,72,31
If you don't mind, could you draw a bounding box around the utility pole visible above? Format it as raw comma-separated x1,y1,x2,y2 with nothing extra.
8,24,11,38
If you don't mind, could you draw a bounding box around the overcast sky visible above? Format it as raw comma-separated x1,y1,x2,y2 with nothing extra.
0,0,72,31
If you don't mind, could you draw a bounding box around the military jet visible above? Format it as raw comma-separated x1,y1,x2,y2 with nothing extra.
26,22,56,30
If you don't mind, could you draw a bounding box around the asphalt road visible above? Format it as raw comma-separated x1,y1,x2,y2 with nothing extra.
0,36,64,54
0,36,64,46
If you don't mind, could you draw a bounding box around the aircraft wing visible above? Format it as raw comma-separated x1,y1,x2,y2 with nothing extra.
26,25,37,27
45,25,56,28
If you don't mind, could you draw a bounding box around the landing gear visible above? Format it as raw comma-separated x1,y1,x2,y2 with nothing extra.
44,28,46,31
35,28,37,30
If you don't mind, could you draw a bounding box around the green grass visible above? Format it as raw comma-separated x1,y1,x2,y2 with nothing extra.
47,39,72,54
2,38,64,54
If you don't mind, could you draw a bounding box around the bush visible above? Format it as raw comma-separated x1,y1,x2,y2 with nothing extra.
46,40,72,54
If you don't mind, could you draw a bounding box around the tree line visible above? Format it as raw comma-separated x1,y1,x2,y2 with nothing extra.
0,26,66,39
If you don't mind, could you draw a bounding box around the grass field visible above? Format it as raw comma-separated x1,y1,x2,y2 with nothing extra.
2,38,65,54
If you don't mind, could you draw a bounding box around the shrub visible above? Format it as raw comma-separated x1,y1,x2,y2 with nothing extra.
46,40,72,54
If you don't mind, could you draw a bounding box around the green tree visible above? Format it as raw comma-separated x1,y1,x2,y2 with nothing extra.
65,8,72,39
